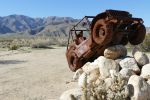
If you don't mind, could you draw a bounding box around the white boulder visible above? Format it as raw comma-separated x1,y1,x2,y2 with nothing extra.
140,63,150,80
132,47,149,67
87,68,100,85
78,72,87,88
119,57,140,74
73,68,83,81
104,45,127,59
82,61,99,74
147,79,150,85
128,75,150,100
81,61,100,85
119,68,135,79
133,51,149,67
97,56,119,79
60,88,81,100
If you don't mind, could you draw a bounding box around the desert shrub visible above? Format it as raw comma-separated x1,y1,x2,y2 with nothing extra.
0,37,32,48
30,36,68,48
55,37,68,46
30,38,51,48
0,35,68,49
139,33,150,52
7,39,22,50
8,44,19,50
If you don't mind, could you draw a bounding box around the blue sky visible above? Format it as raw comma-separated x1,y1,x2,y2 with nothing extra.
0,0,149,26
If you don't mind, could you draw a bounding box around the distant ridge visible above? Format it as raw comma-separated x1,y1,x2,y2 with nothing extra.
0,14,78,36
0,14,149,36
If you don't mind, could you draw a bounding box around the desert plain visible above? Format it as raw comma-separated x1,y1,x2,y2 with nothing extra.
0,46,150,100
0,47,77,100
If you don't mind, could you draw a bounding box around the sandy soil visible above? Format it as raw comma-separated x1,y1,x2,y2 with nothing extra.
0,47,150,100
0,47,77,100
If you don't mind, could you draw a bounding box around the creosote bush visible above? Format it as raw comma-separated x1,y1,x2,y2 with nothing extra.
31,38,51,48
0,36,68,49
139,33,150,52
8,44,19,50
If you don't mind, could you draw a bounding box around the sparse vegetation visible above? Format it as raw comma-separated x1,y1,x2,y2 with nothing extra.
31,38,51,48
125,33,150,52
0,33,149,50
0,35,68,49
8,44,19,50
139,33,150,52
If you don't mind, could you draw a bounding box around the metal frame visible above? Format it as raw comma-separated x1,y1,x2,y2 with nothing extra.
67,16,95,49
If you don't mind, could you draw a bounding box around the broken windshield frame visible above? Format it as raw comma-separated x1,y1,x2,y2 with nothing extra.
67,16,95,49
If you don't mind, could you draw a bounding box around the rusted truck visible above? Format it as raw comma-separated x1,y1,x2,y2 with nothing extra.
66,10,146,71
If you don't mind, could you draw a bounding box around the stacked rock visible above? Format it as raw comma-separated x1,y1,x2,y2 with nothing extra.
60,45,150,100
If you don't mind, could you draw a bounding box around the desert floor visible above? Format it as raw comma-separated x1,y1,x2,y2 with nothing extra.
0,47,149,100
0,47,77,100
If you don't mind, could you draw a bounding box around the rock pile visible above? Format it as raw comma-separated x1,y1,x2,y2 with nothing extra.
60,45,150,100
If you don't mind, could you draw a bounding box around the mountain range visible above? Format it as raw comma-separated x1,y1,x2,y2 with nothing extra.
0,15,78,36
0,15,149,36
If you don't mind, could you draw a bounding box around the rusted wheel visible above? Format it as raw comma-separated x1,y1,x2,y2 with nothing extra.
128,23,146,45
92,19,113,45
67,49,81,72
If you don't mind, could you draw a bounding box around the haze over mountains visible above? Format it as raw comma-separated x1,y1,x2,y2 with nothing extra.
0,15,150,36
0,15,78,36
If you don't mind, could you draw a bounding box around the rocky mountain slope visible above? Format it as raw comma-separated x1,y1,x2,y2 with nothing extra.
0,15,78,36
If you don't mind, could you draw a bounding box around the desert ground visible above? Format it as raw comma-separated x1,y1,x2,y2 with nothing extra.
0,47,150,100
0,47,77,100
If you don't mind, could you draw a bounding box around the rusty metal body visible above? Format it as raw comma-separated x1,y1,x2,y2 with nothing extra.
66,10,146,71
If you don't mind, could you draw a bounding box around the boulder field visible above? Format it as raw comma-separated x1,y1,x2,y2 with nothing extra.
60,45,150,100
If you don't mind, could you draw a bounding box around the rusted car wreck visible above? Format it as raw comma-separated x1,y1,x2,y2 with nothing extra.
66,10,146,71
